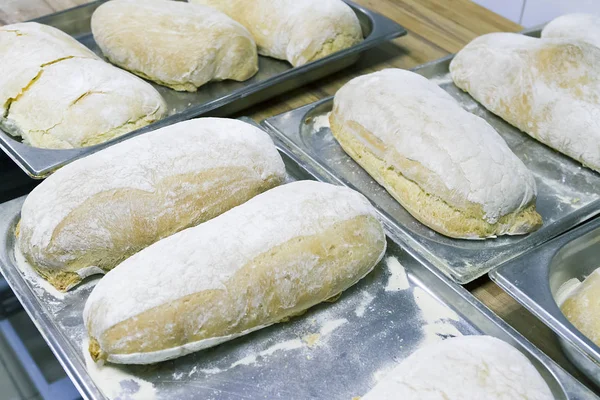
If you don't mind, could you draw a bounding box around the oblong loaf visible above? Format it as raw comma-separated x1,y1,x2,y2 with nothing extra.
362,336,553,400
0,22,166,149
83,181,386,364
189,0,363,67
542,14,600,49
330,69,542,239
560,268,600,347
450,33,600,173
18,118,286,291
92,0,258,92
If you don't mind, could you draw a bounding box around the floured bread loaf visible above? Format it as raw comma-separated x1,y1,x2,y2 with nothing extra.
0,22,166,149
84,181,386,364
542,14,600,49
450,33,600,172
330,69,541,239
92,0,258,92
362,335,553,400
189,0,363,67
560,267,600,347
18,118,285,291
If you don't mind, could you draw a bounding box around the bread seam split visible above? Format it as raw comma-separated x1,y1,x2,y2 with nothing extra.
2,55,95,126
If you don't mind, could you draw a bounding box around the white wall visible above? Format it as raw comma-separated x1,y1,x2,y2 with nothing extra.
473,0,600,27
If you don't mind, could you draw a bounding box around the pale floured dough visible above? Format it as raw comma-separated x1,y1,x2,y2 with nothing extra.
92,0,258,92
0,22,166,149
542,14,600,49
560,267,600,347
189,0,363,67
18,118,286,291
450,33,600,173
362,335,554,400
330,68,541,239
83,181,386,364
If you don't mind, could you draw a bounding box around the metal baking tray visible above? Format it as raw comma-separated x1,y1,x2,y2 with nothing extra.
261,47,600,285
491,216,600,388
1,0,406,179
0,122,595,399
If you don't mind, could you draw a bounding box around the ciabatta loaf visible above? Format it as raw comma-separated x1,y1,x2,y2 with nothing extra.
560,268,600,347
450,33,600,172
188,0,362,67
330,69,541,239
84,181,386,364
18,118,285,291
92,0,258,92
542,14,600,49
362,336,553,400
0,22,166,149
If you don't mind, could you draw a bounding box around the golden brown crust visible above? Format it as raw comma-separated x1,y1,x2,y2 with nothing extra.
92,215,384,358
20,168,283,291
329,112,542,239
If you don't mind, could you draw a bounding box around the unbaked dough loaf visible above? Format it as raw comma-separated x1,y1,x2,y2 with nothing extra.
362,335,554,400
330,69,541,239
83,181,386,364
0,22,166,149
450,33,600,172
542,14,600,49
92,0,258,92
189,0,363,67
18,118,285,291
560,267,600,347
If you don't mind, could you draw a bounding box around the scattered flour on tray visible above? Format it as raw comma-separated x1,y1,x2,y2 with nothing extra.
384,256,409,292
413,287,459,323
421,322,463,346
355,292,375,317
413,287,462,346
199,316,348,375
82,339,156,400
14,245,65,300
312,112,331,131
320,318,348,335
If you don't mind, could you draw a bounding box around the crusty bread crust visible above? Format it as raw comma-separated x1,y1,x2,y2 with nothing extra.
189,0,363,67
18,118,286,291
329,113,542,239
83,181,386,364
0,22,166,149
92,0,258,91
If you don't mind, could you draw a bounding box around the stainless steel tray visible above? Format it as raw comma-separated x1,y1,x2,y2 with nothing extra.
491,217,600,388
0,123,594,399
261,54,600,285
2,0,406,179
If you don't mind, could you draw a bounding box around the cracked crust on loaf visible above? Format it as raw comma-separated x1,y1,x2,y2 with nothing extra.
0,22,166,149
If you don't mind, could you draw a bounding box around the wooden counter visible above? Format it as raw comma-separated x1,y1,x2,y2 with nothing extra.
1,0,593,389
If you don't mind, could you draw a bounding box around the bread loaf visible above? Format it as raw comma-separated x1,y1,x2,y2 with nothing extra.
92,0,258,92
0,22,166,149
362,336,553,400
83,181,386,364
560,268,600,347
188,0,363,67
18,118,285,291
450,33,600,172
542,14,600,49
330,69,541,239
